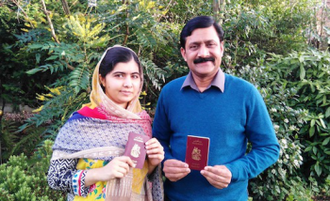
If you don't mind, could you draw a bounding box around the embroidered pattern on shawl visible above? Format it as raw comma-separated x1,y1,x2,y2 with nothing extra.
51,107,163,201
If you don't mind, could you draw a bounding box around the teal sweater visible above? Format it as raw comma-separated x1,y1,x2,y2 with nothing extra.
152,74,280,201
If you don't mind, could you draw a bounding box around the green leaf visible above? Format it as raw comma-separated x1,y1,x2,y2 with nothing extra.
325,150,330,155
322,137,330,146
26,68,42,75
45,55,59,61
299,64,305,80
326,107,330,118
319,119,326,128
309,126,315,137
310,119,315,127
313,146,318,155
305,146,312,152
314,163,322,176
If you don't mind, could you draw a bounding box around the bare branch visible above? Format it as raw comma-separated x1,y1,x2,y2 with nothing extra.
10,0,35,28
41,0,60,44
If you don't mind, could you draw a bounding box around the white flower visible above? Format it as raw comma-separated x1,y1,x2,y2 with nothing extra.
281,139,288,148
271,169,276,174
61,51,66,56
293,160,300,167
284,119,289,123
271,108,277,113
289,125,296,131
274,125,280,131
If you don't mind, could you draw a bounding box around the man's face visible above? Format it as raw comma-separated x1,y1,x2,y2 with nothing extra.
181,26,224,80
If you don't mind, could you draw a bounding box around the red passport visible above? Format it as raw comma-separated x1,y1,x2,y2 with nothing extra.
185,135,210,171
123,132,150,169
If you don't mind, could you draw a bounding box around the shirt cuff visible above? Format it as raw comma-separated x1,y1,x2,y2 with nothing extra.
72,170,89,197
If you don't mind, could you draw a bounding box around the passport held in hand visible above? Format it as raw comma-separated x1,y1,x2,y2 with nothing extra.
123,132,150,169
185,135,210,170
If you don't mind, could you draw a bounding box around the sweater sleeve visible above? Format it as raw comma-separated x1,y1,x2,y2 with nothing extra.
152,90,175,162
47,158,90,197
225,86,280,182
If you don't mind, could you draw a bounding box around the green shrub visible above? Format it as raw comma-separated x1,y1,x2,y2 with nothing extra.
266,50,330,180
0,140,66,201
285,177,314,201
227,63,306,200
231,48,330,200
1,114,45,163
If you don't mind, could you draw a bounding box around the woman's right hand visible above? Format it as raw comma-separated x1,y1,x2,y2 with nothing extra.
85,156,134,186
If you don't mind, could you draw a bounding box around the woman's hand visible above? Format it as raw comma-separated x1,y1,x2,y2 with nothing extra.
145,138,164,173
85,156,134,186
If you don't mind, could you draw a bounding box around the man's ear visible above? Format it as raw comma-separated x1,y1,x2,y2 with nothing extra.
180,47,187,62
220,41,224,57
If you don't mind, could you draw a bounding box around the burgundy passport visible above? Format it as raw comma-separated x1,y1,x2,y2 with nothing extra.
123,132,150,169
185,135,210,170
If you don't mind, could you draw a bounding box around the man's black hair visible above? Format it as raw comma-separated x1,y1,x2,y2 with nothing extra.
180,16,224,49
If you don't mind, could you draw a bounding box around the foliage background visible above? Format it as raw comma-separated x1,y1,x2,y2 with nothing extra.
0,0,329,200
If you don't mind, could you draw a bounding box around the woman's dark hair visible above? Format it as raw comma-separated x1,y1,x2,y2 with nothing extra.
180,16,224,49
99,46,142,78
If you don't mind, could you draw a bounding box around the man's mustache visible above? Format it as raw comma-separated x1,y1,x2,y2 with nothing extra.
193,57,215,64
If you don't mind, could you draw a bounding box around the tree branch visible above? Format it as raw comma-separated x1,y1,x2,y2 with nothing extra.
123,0,130,45
41,0,60,44
61,0,71,15
10,0,35,28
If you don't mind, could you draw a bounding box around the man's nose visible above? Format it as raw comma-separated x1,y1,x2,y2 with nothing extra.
197,45,210,57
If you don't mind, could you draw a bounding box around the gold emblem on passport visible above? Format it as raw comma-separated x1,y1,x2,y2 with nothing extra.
191,147,202,161
130,143,141,158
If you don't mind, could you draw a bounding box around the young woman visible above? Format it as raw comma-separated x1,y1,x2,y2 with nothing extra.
47,45,164,201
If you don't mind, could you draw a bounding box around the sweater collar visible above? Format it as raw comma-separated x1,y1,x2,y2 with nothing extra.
181,68,225,92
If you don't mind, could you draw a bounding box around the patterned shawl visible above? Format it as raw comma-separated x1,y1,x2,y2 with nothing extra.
51,45,163,201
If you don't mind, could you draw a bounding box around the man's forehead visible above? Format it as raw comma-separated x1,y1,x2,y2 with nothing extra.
186,27,220,42
187,39,218,44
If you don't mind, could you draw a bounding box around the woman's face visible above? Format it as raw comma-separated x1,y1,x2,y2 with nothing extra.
99,59,141,109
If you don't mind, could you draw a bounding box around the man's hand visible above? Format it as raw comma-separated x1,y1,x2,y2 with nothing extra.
201,165,232,189
163,159,190,182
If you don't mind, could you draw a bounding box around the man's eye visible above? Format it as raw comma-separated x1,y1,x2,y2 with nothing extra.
190,45,198,50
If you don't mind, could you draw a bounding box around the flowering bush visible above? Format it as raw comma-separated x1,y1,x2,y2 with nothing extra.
225,48,330,200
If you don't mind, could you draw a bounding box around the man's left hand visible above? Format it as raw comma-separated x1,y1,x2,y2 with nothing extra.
200,165,232,189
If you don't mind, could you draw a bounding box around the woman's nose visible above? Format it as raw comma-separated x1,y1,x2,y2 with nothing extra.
123,77,132,87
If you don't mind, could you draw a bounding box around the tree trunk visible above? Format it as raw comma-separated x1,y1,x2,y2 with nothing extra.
213,0,226,25
61,0,71,15
123,0,130,45
0,100,5,164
